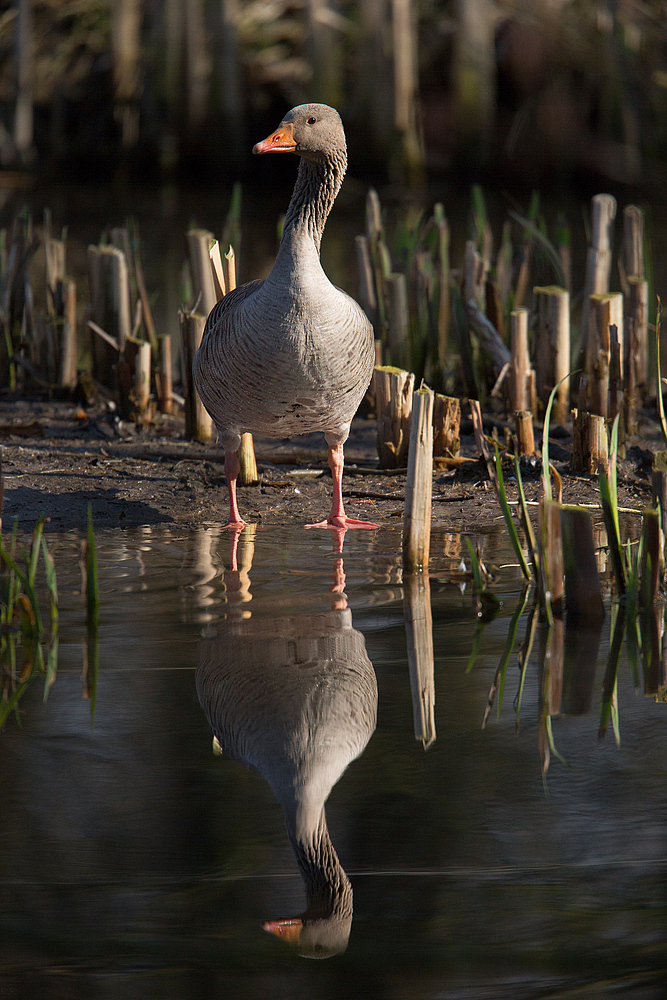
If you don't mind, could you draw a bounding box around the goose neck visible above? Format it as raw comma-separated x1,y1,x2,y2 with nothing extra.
281,153,346,256
289,808,352,918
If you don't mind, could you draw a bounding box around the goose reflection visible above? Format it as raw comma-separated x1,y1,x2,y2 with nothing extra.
196,528,377,957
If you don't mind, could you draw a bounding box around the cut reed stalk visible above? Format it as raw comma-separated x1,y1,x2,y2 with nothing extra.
559,505,605,621
404,572,435,748
533,285,570,423
402,385,434,572
375,365,414,468
432,394,460,458
179,310,214,442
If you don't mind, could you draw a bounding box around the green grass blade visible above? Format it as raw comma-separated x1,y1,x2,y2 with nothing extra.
44,631,58,698
542,372,577,500
508,209,566,287
655,297,667,448
28,517,46,587
599,603,625,740
464,537,484,591
41,536,58,628
0,544,43,637
85,505,99,628
514,453,539,578
496,586,530,717
599,466,627,595
494,445,531,580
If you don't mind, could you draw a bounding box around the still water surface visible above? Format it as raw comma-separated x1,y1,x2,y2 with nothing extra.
0,524,665,998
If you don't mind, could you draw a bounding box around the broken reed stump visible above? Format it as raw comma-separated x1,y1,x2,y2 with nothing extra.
402,385,434,572
179,310,214,442
539,616,564,718
539,499,564,617
559,505,605,621
355,234,378,331
87,244,132,388
237,432,259,486
652,452,667,576
206,238,256,484
375,365,414,468
187,229,217,317
623,204,645,280
58,278,78,389
571,410,608,474
640,508,661,606
533,286,570,423
585,292,624,417
386,272,410,369
608,324,623,429
432,393,460,460
580,193,617,363
404,572,436,748
116,336,152,421
625,276,649,408
515,410,536,456
509,307,535,414
156,334,173,413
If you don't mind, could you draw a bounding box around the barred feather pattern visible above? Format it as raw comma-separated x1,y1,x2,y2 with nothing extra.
192,113,374,454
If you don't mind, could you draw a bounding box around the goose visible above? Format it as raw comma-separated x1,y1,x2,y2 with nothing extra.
196,606,377,957
193,103,379,532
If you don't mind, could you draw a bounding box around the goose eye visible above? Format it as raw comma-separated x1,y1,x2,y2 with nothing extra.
307,116,317,125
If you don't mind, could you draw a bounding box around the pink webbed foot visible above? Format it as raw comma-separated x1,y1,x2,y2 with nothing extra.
306,442,380,533
306,515,379,531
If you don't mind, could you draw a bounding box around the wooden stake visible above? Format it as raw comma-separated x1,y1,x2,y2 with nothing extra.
375,365,414,468
533,286,570,423
559,504,605,621
432,394,460,458
404,572,435,748
403,385,434,572
179,310,214,441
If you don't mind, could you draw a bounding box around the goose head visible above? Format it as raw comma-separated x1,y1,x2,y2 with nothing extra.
253,104,346,164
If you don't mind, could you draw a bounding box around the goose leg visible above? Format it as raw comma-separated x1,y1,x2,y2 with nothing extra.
225,450,246,529
306,443,379,530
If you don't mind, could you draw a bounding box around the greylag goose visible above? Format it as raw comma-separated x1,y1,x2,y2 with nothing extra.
196,605,377,957
193,103,378,531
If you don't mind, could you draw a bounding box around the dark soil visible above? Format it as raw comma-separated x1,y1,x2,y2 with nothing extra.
0,394,658,535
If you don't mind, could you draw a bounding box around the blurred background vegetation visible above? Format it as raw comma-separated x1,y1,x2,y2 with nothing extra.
1,0,667,191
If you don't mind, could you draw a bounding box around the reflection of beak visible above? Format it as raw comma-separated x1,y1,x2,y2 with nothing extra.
263,917,303,943
253,122,297,154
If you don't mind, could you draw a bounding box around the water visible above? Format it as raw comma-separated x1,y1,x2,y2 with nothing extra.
0,524,666,998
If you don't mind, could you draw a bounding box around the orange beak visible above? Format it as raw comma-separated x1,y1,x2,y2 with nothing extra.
253,122,297,154
262,918,303,943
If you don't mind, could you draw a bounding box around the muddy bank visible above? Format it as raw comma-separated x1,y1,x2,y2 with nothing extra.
0,394,657,536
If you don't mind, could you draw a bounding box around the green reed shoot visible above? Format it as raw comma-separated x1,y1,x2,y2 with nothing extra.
493,444,531,580
599,412,627,595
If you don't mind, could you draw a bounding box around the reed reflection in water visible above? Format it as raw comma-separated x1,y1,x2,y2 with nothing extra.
196,528,378,957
